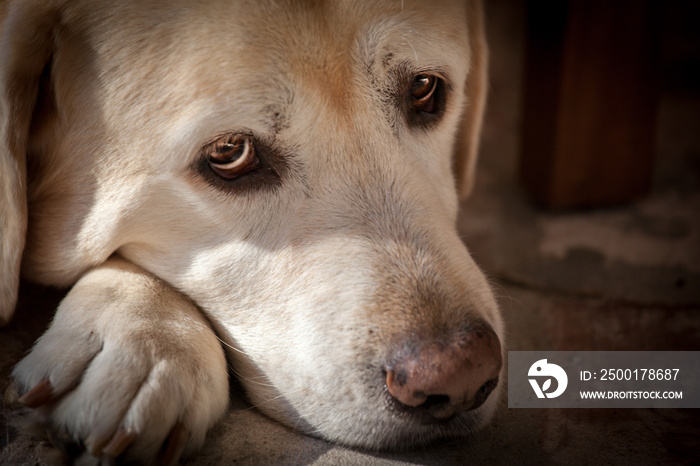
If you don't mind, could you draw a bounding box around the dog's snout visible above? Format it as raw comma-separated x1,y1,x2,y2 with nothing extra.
384,324,502,420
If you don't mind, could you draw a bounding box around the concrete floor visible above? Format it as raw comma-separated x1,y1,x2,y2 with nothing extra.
2,1,699,464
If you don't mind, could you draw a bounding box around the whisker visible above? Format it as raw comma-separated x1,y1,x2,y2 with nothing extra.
216,336,247,355
403,34,418,62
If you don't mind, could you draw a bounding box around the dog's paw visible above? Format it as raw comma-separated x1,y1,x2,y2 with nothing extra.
9,257,229,464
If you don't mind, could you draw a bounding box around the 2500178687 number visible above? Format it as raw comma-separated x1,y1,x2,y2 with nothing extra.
599,369,679,381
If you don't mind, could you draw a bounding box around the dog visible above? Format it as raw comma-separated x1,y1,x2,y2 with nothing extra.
0,0,503,463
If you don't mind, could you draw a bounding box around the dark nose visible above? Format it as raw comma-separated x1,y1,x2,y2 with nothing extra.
384,324,502,419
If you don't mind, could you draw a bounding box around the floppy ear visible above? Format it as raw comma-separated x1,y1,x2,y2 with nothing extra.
0,1,60,325
453,0,488,200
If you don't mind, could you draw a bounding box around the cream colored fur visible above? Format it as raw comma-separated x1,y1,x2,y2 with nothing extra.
1,0,501,462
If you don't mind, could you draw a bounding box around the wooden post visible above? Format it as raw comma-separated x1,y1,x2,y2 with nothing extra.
520,0,661,209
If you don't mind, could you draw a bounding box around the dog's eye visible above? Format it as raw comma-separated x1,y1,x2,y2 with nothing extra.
411,74,440,114
205,134,259,179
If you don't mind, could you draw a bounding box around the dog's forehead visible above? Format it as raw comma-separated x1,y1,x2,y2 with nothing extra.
199,0,471,66
62,0,471,172
129,3,463,113
188,1,470,143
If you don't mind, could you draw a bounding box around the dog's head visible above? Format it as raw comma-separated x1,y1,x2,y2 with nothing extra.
0,0,501,449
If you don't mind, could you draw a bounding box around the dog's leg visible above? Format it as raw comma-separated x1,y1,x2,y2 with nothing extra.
8,256,229,464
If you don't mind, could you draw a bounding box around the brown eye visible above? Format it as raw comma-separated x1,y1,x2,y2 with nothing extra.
411,74,439,113
205,134,259,179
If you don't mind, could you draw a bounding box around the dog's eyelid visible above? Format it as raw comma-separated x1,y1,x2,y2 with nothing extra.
203,134,259,179
210,137,251,165
412,67,449,83
193,131,287,193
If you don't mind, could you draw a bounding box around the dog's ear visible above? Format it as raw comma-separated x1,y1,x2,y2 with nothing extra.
453,0,488,200
0,1,61,325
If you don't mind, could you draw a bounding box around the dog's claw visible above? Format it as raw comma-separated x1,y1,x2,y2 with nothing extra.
102,427,137,458
161,422,189,466
18,378,54,408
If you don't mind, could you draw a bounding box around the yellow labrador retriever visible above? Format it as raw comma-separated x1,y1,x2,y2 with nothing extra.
0,0,502,463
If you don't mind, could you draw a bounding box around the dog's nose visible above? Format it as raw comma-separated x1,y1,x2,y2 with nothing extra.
384,324,502,419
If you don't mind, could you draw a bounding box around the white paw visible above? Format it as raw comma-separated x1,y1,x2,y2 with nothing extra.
10,257,229,464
